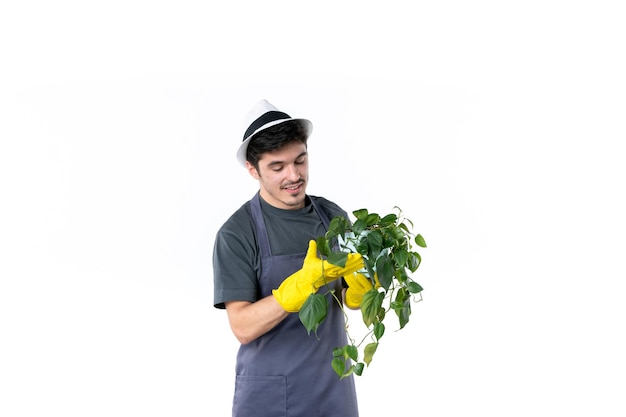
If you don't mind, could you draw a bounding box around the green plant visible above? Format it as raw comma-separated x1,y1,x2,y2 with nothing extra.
299,207,427,378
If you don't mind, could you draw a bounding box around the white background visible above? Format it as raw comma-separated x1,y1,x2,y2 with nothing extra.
2,1,625,416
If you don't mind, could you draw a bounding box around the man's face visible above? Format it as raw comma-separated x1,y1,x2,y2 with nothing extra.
246,141,309,210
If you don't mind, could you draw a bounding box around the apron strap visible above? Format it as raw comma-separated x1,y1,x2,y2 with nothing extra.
250,192,272,258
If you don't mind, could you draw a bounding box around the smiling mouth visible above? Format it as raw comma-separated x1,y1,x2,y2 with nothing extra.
283,181,303,192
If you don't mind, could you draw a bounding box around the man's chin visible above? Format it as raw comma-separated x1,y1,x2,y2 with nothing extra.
282,193,306,209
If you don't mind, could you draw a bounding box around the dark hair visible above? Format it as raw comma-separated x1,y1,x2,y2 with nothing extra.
246,120,309,169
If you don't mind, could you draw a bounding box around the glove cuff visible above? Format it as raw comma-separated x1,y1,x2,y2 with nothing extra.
272,288,303,313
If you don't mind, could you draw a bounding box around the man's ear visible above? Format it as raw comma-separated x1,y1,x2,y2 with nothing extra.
246,161,260,179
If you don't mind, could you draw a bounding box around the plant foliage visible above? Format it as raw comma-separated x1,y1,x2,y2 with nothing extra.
299,207,427,378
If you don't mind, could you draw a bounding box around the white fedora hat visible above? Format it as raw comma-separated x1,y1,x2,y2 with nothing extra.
236,99,313,166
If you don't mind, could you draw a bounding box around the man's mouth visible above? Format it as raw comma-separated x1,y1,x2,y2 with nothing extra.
283,182,303,192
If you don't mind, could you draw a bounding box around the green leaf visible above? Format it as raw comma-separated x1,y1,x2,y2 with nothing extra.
366,213,380,226
356,239,369,256
373,322,385,341
394,267,408,284
380,213,397,226
375,256,394,290
364,260,376,280
407,251,422,272
327,251,348,267
332,358,346,377
354,362,365,376
399,222,411,234
341,366,355,379
397,305,411,329
363,342,378,366
346,345,358,362
394,248,408,268
361,290,384,327
327,216,349,238
366,230,383,259
352,208,369,221
316,236,331,257
352,218,367,235
415,234,427,248
299,294,328,336
382,232,396,250
392,288,411,329
377,307,386,322
332,347,344,358
407,281,423,293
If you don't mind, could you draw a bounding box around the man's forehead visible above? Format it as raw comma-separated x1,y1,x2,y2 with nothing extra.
259,144,308,165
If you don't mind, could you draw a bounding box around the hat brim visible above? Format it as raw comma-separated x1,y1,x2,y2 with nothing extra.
236,118,312,167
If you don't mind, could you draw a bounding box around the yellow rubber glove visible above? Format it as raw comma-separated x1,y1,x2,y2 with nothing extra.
272,240,364,312
344,272,381,309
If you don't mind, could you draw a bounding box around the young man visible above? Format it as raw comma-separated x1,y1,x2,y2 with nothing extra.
212,99,365,417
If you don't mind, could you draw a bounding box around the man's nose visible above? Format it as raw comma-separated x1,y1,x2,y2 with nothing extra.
285,164,300,180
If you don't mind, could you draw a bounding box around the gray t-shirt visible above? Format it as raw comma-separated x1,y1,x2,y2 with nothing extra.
212,194,348,309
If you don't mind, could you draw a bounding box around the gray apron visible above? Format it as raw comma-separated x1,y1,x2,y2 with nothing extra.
232,193,359,417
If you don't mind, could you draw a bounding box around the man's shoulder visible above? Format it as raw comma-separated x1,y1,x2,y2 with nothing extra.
218,200,254,234
309,195,349,219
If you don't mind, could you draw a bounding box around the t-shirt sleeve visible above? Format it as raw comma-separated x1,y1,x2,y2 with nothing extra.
212,211,260,309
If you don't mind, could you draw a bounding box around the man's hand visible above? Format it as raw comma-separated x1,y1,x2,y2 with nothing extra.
272,240,364,312
344,272,380,309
